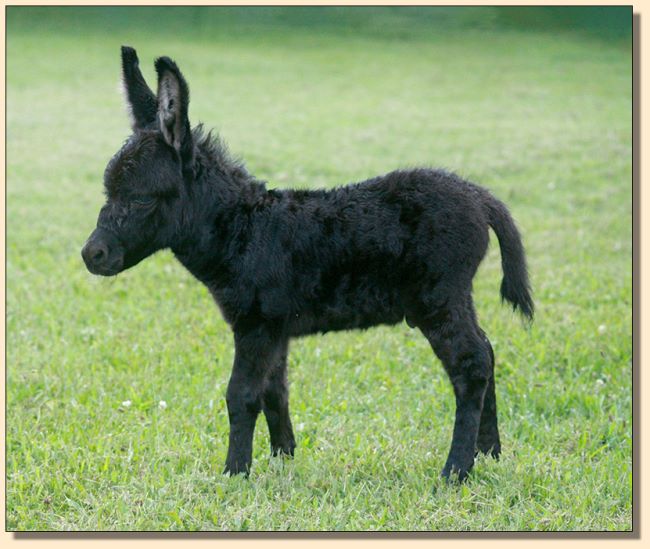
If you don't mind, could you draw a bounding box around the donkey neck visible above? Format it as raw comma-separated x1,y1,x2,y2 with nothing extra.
171,156,267,289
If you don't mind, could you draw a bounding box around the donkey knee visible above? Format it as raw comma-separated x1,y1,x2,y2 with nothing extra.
226,382,262,417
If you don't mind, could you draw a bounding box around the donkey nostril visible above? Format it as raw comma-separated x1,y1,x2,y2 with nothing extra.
91,245,108,263
82,232,116,273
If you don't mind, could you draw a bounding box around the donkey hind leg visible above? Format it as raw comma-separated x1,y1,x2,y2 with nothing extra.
476,332,501,459
420,298,492,482
262,340,296,458
224,330,286,477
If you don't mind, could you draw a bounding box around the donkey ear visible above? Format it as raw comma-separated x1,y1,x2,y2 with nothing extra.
155,56,193,162
121,46,157,129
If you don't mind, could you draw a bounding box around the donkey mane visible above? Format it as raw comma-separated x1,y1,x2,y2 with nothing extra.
193,125,262,188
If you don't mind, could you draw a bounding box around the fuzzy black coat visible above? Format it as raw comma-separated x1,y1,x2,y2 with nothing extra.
82,47,533,482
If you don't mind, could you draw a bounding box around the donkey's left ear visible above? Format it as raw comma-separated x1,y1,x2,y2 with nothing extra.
155,56,193,165
121,46,158,130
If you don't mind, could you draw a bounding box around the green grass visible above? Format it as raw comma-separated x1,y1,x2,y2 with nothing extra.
6,7,632,531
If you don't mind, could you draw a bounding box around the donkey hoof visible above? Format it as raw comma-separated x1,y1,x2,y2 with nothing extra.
271,442,296,458
476,441,501,460
441,461,473,483
223,462,251,478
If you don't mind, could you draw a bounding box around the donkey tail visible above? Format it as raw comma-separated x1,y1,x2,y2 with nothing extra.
483,192,534,320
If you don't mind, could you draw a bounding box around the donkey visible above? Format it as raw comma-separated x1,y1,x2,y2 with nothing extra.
82,47,533,482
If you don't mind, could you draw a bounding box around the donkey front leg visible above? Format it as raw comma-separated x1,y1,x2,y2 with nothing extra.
261,339,296,457
223,328,285,476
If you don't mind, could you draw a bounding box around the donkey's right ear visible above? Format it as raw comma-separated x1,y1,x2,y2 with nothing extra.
121,46,157,130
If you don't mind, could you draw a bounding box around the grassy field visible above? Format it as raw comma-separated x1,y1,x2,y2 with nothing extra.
6,7,632,531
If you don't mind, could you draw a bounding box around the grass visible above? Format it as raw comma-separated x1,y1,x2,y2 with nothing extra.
6,7,632,531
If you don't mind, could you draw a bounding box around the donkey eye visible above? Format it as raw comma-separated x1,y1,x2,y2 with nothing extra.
132,198,156,209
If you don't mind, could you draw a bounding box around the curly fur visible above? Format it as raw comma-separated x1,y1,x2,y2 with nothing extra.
82,47,533,482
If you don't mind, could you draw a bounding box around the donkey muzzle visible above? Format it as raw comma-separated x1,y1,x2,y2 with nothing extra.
81,228,124,276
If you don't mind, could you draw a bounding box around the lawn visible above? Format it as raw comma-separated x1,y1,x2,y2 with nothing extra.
5,7,632,531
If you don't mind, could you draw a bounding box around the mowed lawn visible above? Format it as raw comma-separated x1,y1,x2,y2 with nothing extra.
6,8,632,531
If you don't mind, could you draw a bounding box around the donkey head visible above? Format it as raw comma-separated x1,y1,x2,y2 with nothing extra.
82,46,194,276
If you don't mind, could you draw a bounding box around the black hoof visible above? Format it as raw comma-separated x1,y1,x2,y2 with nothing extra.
476,440,501,460
441,460,473,483
223,462,251,478
271,441,296,458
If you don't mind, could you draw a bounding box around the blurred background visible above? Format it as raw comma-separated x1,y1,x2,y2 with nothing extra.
6,6,632,531
6,5,633,39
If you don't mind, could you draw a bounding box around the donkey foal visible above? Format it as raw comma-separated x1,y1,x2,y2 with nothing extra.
82,47,534,482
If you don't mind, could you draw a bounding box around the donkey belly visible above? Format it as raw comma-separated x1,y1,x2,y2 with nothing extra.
289,272,406,336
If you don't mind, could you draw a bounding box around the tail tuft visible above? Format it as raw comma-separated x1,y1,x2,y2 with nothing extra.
500,272,534,320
